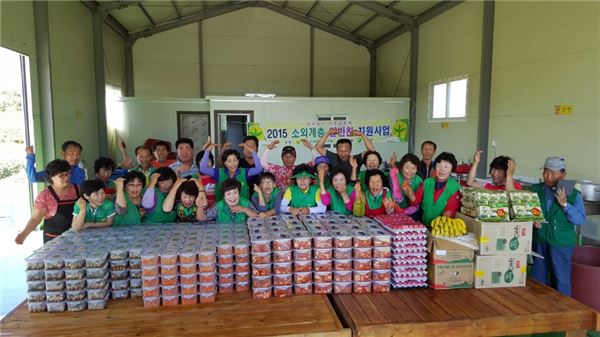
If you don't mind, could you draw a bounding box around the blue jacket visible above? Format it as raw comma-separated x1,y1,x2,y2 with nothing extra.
26,154,86,185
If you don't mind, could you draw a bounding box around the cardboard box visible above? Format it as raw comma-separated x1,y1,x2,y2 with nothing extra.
428,263,473,289
474,254,527,289
428,237,475,289
428,237,475,264
457,213,533,255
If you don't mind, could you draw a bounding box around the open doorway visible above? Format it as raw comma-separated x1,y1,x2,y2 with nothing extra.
213,111,253,159
0,46,37,318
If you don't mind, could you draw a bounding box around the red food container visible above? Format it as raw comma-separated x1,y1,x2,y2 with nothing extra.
143,286,160,297
234,244,249,255
372,258,391,270
273,273,293,286
273,262,293,274
219,283,234,294
293,272,312,284
252,264,272,277
251,240,271,253
181,274,198,285
334,248,352,260
161,285,179,297
162,295,179,306
334,259,352,271
313,249,333,260
313,271,333,283
218,264,234,275
334,270,352,282
198,251,215,263
273,285,293,298
293,261,312,273
179,264,196,275
141,255,159,266
372,281,391,293
179,252,197,264
236,272,250,283
314,282,333,294
333,234,352,248
199,263,216,273
200,292,216,303
160,254,178,265
217,244,233,256
142,276,160,287
198,273,215,283
219,273,234,284
160,275,178,286
353,270,372,282
199,282,216,293
272,236,292,251
353,259,372,271
353,281,372,293
142,265,159,277
293,237,312,250
161,265,178,276
236,263,250,273
372,270,391,281
372,247,392,259
294,283,313,295
353,248,372,259
334,282,352,294
180,284,197,295
273,251,292,263
181,294,197,305
236,281,250,292
313,235,333,249
252,275,272,288
313,260,333,272
236,254,250,263
293,249,312,261
143,296,160,308
218,254,234,265
252,287,272,300
353,233,372,248
251,253,272,265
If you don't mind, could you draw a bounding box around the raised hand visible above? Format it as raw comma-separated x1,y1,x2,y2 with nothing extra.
473,150,483,163
350,129,364,137
507,159,516,176
300,139,313,150
25,146,34,155
267,140,280,150
115,177,125,190
388,152,397,167
253,184,262,194
349,156,358,169
202,136,212,150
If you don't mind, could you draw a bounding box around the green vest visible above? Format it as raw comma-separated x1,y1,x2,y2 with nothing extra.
421,178,461,226
216,198,252,224
252,187,280,212
326,185,354,215
113,194,143,226
289,185,320,208
531,183,580,247
366,188,390,211
176,204,198,222
130,166,154,186
396,174,423,208
215,168,249,202
144,189,177,224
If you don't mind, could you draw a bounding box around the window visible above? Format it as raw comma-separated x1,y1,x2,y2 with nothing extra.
429,76,468,121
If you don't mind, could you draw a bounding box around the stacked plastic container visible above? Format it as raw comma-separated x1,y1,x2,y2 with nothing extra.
216,223,251,294
373,214,428,288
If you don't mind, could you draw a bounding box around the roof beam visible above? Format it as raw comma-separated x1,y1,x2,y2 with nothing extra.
81,1,129,40
130,1,252,41
375,0,464,48
306,1,319,17
171,0,182,18
281,1,289,9
256,1,372,48
99,0,144,13
138,3,156,26
350,0,414,27
329,2,352,27
351,0,395,34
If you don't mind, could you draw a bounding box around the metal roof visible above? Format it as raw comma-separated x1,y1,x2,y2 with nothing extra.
88,0,463,48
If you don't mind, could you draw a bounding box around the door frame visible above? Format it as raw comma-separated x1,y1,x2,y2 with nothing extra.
213,110,254,159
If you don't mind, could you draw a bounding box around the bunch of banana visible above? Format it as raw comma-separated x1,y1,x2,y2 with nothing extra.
431,216,467,237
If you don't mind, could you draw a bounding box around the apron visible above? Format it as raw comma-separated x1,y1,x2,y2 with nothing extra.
43,184,80,243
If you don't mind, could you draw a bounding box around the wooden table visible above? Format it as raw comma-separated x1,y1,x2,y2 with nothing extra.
0,292,350,337
332,280,600,337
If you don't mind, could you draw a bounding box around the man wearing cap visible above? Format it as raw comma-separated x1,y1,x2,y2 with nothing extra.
280,164,326,216
530,156,585,296
260,139,317,191
315,129,376,180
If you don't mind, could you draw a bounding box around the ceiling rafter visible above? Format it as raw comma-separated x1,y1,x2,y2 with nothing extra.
171,0,182,19
306,1,320,17
351,0,396,34
138,3,156,26
351,0,414,27
329,2,352,27
99,0,144,13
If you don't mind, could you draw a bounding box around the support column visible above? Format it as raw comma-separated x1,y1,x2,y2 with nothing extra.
309,26,315,97
198,21,205,98
33,1,55,160
408,27,419,153
93,9,108,156
125,39,135,97
369,47,377,97
476,0,495,178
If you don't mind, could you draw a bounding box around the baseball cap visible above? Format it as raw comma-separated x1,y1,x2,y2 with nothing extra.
543,156,566,171
314,155,331,167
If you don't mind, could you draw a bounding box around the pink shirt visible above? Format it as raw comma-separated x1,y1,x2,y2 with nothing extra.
34,185,79,219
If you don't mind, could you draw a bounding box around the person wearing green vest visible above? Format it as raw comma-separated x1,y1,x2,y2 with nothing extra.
356,169,399,217
411,152,461,226
314,156,332,190
198,178,258,223
389,153,423,208
200,146,262,202
319,168,358,215
94,156,117,200
141,167,177,224
280,164,326,216
251,172,282,217
72,179,115,232
357,151,386,191
162,177,206,222
113,171,146,226
531,156,585,296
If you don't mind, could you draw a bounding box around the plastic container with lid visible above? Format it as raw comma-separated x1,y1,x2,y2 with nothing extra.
333,248,352,260
110,259,129,271
143,296,160,308
218,273,234,284
66,290,86,301
28,281,46,292
141,254,159,266
45,291,65,302
198,251,215,263
371,230,392,247
372,269,391,281
130,288,143,298
252,264,272,277
218,282,234,294
353,270,372,282
272,235,292,252
217,244,233,256
88,287,109,300
181,294,197,305
235,254,250,264
66,300,86,312
198,262,216,273
372,280,391,293
88,295,109,310
44,256,64,270
199,282,217,294
293,237,312,250
293,249,312,261
236,281,250,292
314,282,333,294
142,265,159,277
353,247,372,259
26,256,45,270
251,252,272,265
353,232,372,248
198,273,214,283
130,269,142,279
236,272,250,283
160,253,178,265
353,259,372,271
334,282,352,294
234,243,249,256
314,260,333,272
161,285,179,297
142,276,160,288
111,279,129,290
45,269,65,281
333,270,352,282
160,275,179,286
27,301,47,313
236,262,250,273
47,301,66,313
218,264,234,275
251,238,271,253
313,271,333,283
334,259,352,271
218,254,234,265
64,257,85,270
353,281,372,293
372,247,392,259
26,270,45,281
45,280,65,292
27,291,46,302
252,287,272,300
162,295,179,307
293,283,313,295
273,285,293,298
86,253,108,268
200,292,216,303
179,252,196,264
313,235,333,249
273,251,292,263
180,283,197,295
273,273,293,286
293,272,312,284
372,258,391,270
110,270,129,280
333,233,352,248
293,260,312,273
87,277,109,290
160,264,178,276
177,264,195,275
109,248,129,260
252,275,272,288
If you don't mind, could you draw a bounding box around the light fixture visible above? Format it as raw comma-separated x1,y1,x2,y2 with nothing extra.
244,93,276,98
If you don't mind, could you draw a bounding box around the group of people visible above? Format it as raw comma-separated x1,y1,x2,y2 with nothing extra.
14,129,585,297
